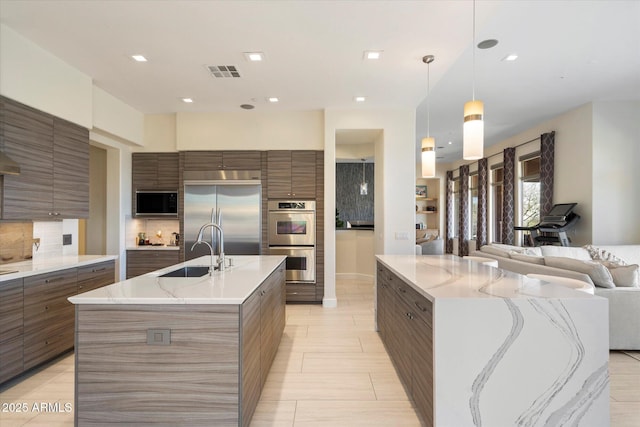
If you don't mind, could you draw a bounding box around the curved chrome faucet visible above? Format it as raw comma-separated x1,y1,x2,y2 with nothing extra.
190,222,225,275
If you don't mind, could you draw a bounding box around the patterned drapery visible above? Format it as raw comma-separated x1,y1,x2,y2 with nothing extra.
445,170,454,254
502,147,516,245
476,158,488,250
458,165,470,257
540,131,555,217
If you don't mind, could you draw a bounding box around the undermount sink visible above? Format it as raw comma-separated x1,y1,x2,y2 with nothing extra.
159,266,214,278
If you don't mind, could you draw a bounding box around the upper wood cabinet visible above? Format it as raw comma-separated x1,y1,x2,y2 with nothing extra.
0,96,89,220
132,152,179,190
53,117,90,218
267,150,317,199
182,150,261,171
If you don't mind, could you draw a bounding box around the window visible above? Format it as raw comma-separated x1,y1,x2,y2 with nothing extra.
469,173,478,239
491,166,503,242
520,154,541,230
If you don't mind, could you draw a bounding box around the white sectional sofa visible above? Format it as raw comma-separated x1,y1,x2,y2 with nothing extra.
471,243,640,350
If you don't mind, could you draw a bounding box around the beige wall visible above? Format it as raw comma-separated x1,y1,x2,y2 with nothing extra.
92,87,144,146
0,24,92,128
140,114,178,152
176,110,324,150
86,146,107,255
336,230,375,278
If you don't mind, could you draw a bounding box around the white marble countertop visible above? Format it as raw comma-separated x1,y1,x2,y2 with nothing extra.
0,255,118,282
126,245,180,250
376,254,598,302
68,255,286,305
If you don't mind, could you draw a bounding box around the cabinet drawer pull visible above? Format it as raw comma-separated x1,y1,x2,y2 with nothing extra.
45,276,65,284
398,287,406,293
414,301,429,312
45,340,49,345
92,267,106,272
45,305,49,311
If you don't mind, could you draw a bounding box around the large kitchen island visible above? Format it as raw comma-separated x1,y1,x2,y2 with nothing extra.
376,255,610,427
68,255,286,427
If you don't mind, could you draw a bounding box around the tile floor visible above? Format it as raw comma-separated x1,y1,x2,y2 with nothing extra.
1,277,639,426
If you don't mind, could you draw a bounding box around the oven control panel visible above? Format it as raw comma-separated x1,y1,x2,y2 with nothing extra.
268,200,316,211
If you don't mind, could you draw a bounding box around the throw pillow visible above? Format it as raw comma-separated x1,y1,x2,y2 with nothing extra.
510,252,545,265
544,256,616,288
583,244,628,266
602,263,639,287
521,247,543,257
540,246,592,260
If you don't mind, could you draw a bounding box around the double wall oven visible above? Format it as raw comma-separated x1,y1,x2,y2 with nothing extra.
267,201,315,284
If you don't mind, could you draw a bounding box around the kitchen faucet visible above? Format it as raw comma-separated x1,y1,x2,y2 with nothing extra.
190,216,225,275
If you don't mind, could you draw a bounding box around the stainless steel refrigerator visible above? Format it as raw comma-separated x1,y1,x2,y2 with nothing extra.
183,176,261,261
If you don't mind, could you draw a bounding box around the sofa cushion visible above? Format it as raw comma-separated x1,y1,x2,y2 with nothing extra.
540,246,592,260
544,256,615,288
510,253,545,265
584,244,628,265
480,245,513,258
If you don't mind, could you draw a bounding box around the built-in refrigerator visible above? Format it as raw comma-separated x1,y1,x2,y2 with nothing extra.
183,173,261,261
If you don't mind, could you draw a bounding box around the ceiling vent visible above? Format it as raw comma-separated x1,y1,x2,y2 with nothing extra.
207,65,240,78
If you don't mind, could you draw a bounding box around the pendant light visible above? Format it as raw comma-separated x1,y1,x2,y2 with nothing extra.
463,0,484,160
421,55,436,178
359,159,368,195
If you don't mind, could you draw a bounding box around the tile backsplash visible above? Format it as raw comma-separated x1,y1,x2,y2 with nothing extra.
0,222,34,264
126,217,180,246
0,220,80,264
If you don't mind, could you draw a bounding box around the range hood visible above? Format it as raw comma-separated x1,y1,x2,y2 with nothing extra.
0,151,21,175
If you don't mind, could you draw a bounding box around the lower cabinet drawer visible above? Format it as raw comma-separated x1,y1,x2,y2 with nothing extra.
0,335,24,383
286,283,316,302
23,320,74,370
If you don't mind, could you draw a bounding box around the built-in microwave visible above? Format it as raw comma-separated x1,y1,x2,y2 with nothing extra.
135,191,178,217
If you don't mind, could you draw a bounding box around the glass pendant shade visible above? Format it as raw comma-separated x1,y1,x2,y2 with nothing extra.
421,137,436,178
463,100,484,160
359,160,368,195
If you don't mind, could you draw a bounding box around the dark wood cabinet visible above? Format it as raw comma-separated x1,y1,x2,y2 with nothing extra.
53,117,90,218
23,268,77,370
267,150,317,199
77,261,116,293
376,262,434,425
126,249,179,279
240,261,285,426
0,260,115,385
0,278,24,383
0,96,89,220
182,150,261,171
132,152,179,191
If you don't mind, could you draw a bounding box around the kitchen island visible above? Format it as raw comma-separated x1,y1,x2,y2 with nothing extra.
68,255,286,427
376,255,609,427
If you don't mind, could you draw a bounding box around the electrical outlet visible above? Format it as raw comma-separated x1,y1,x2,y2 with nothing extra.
63,234,72,245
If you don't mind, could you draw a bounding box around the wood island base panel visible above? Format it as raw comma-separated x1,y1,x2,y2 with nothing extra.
69,255,286,427
376,255,610,427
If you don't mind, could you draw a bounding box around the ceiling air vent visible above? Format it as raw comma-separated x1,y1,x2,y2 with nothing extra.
207,65,240,78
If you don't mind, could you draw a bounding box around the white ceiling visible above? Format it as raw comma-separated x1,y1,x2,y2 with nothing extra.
1,0,639,164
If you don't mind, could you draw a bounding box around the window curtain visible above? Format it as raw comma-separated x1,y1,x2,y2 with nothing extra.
540,131,555,216
458,165,470,257
476,158,488,250
501,147,516,245
445,170,454,254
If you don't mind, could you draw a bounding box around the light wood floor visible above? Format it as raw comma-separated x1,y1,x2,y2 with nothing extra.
1,277,639,426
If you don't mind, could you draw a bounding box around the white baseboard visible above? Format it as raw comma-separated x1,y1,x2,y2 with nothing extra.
322,297,338,308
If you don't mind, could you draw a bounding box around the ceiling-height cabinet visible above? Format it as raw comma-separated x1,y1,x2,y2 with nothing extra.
267,150,316,199
132,152,179,190
182,150,261,171
0,96,89,220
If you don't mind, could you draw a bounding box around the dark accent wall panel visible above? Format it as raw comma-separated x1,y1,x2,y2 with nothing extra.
336,163,374,224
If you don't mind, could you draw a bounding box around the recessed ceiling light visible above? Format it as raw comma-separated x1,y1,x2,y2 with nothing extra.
244,52,265,62
502,54,518,61
364,50,383,60
131,55,147,62
354,96,366,102
182,98,193,103
448,141,453,145
267,97,279,103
